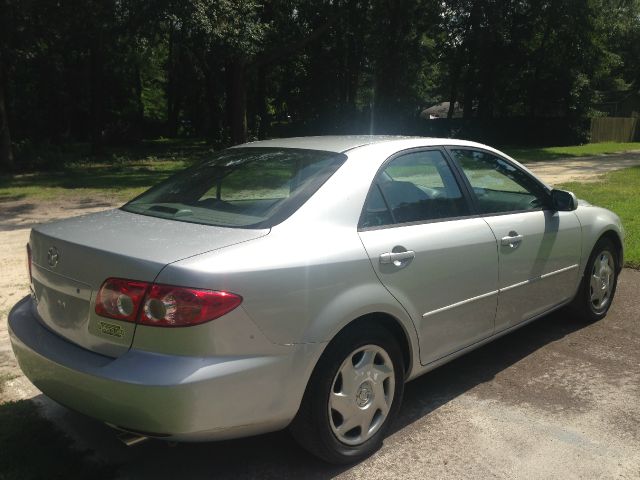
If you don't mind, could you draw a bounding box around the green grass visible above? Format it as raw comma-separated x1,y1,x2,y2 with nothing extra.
560,166,640,269
0,139,214,203
0,160,188,202
0,401,114,480
503,142,640,163
2,140,639,203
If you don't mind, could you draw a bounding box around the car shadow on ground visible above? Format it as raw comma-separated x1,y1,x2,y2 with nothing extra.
0,202,36,227
20,308,589,479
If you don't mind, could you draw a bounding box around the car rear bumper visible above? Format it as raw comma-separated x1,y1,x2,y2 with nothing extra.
8,296,324,441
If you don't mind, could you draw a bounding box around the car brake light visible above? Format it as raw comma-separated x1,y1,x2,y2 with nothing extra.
26,244,32,284
140,285,242,327
95,278,242,327
95,278,149,322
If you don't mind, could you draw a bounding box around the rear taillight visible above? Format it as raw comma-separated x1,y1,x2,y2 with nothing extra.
140,285,242,327
95,278,242,327
26,244,32,284
95,278,149,322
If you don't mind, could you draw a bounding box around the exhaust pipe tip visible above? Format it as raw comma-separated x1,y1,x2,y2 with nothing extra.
107,423,170,446
116,430,149,447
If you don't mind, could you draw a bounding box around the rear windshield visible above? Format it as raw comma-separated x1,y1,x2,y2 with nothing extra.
122,147,346,228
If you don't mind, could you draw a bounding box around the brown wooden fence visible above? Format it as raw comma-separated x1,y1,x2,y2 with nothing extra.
590,117,639,143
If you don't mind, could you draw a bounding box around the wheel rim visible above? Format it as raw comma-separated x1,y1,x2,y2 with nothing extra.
590,250,615,312
328,344,395,446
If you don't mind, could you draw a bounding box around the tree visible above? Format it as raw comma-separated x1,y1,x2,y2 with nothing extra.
0,58,13,170
1,0,639,170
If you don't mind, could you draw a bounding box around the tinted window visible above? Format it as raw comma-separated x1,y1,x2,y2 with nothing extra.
123,148,346,228
450,149,549,214
360,150,468,228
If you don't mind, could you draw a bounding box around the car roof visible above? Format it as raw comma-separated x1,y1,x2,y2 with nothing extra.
235,135,414,152
235,135,493,153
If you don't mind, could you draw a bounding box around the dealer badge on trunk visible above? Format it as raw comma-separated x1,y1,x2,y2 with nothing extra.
99,321,125,338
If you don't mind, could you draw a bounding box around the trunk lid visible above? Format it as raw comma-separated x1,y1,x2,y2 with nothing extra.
29,209,268,357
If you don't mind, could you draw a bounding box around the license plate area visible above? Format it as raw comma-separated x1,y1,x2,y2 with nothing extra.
31,263,92,342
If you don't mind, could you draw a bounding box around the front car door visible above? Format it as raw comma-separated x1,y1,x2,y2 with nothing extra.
358,148,499,365
448,148,582,332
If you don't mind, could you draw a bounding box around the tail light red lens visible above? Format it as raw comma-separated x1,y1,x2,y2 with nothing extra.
95,278,149,322
95,278,242,327
140,285,242,327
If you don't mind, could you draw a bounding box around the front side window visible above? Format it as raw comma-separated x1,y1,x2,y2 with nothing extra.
123,148,346,228
360,150,468,228
449,149,550,214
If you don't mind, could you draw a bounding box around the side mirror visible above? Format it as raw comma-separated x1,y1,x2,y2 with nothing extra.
551,189,578,211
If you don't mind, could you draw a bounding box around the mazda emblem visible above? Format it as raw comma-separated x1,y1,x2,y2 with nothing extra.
47,247,60,268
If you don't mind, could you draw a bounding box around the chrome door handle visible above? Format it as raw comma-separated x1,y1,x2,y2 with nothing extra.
501,233,524,247
380,250,416,265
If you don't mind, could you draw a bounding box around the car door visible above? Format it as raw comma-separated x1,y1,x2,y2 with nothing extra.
448,148,582,332
358,148,499,365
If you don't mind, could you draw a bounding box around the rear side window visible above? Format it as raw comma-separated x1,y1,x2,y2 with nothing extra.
123,148,346,228
360,150,468,228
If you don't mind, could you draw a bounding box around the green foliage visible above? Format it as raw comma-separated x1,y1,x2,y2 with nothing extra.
140,37,169,123
0,140,212,201
0,0,639,170
435,0,639,121
560,166,640,269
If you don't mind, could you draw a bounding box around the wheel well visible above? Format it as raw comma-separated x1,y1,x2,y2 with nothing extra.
600,230,623,272
338,313,413,378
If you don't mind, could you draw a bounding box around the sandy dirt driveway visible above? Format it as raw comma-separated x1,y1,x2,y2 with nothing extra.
523,150,640,185
0,154,639,478
0,196,120,400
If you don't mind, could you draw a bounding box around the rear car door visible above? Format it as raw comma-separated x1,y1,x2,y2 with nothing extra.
448,148,582,332
358,148,499,365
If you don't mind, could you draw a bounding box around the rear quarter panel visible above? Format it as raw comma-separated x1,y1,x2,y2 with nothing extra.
153,143,423,372
154,224,417,348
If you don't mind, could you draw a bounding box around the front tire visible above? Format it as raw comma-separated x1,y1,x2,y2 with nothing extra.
290,323,405,464
569,237,619,322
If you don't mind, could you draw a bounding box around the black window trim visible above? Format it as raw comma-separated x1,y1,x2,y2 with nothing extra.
357,146,478,231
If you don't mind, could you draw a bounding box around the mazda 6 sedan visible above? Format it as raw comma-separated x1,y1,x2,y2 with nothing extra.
9,136,623,463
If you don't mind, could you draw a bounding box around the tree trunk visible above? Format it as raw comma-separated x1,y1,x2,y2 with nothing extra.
0,59,13,170
528,2,554,119
447,61,461,120
338,17,348,116
462,2,482,120
462,73,475,119
255,66,268,139
89,34,104,154
166,23,180,137
134,63,144,140
343,4,360,119
204,60,224,142
373,2,403,130
226,59,247,145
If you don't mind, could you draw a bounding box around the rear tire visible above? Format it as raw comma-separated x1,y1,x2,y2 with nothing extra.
569,237,619,322
290,323,404,464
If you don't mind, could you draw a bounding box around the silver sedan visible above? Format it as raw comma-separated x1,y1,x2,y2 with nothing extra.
9,136,623,463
